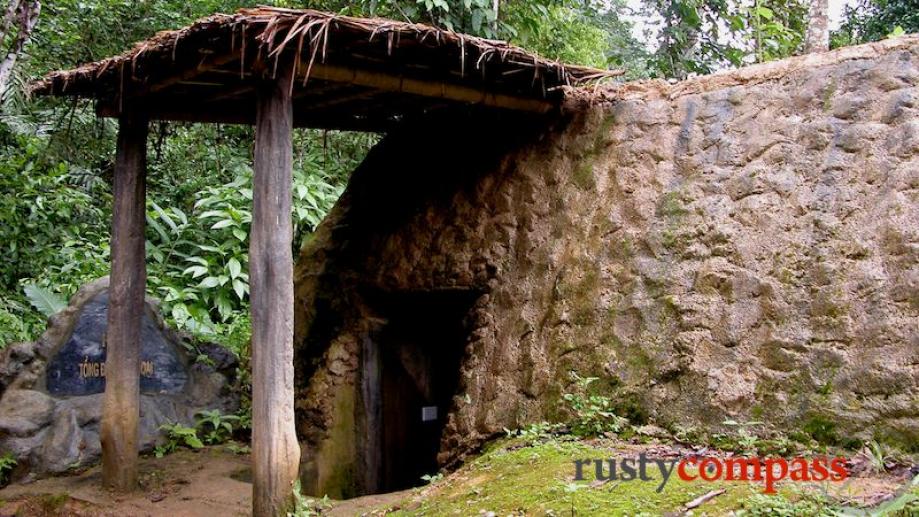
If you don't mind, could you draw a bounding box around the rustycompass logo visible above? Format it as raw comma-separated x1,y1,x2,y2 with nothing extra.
573,453,850,493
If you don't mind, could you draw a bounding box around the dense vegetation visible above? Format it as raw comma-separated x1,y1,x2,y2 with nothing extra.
0,0,913,354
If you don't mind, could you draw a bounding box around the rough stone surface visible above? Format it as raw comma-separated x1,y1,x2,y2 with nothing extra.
0,390,54,437
0,277,240,477
292,36,919,497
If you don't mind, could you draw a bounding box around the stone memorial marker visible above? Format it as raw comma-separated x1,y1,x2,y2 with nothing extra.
0,278,239,479
45,292,188,396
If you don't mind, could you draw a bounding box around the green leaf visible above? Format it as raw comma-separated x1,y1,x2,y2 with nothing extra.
151,202,178,233
198,277,221,289
184,435,204,449
23,284,67,317
198,210,227,220
211,219,235,230
146,215,171,244
183,265,209,278
227,257,241,279
232,279,246,300
471,10,483,32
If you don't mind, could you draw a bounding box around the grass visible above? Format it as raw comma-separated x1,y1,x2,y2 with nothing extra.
385,439,798,516
375,426,919,516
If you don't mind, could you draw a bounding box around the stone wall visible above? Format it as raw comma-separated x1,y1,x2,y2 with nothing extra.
293,36,919,497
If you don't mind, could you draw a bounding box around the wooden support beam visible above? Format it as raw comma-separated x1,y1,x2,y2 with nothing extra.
97,98,394,132
250,65,301,517
148,51,240,93
301,63,554,113
101,112,148,492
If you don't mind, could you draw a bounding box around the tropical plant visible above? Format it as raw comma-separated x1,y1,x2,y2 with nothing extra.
288,480,331,517
420,472,444,484
833,0,919,47
195,409,240,445
0,295,39,345
734,0,807,63
154,423,204,457
562,372,628,437
145,156,347,343
722,419,766,455
0,452,17,485
504,421,567,445
22,283,66,317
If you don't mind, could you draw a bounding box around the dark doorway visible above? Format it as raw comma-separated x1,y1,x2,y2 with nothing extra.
361,289,477,493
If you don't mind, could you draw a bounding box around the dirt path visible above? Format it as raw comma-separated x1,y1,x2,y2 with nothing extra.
0,448,407,517
0,448,252,516
324,489,412,517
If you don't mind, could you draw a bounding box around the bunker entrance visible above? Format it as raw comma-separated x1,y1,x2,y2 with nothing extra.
362,289,479,494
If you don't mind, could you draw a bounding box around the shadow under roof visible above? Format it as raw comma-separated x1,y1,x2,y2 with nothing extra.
30,7,618,132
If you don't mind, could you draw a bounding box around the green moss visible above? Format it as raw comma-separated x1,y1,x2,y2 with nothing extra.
559,268,601,327
871,427,919,454
568,114,617,191
816,367,838,397
387,440,758,516
801,415,840,446
310,382,358,499
811,290,850,319
774,266,796,285
822,79,837,112
594,113,616,148
656,191,689,218
661,228,679,250
572,160,596,190
624,343,655,380
611,391,648,425
37,494,70,513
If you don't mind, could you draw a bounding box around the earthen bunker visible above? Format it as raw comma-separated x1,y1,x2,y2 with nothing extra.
292,36,919,498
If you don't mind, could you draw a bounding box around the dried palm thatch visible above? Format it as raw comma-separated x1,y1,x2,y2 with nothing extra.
29,7,620,130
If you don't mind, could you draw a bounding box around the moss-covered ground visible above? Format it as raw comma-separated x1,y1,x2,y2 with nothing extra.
363,437,917,517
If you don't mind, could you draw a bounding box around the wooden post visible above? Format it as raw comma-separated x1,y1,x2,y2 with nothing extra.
101,112,148,491
250,66,301,516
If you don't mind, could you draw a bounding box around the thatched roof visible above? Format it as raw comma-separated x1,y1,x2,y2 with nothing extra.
31,7,619,132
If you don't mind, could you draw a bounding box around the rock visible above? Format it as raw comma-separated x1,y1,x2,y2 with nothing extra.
0,390,55,436
58,393,103,426
0,277,240,480
40,408,82,474
0,342,36,390
635,424,671,439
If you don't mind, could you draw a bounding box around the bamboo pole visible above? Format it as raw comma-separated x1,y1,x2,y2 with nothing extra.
300,63,553,113
250,64,301,516
101,112,148,491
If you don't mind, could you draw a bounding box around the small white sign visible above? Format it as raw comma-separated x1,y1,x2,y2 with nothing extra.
421,406,438,422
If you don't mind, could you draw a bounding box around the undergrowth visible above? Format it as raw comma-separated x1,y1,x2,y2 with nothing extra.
153,409,245,458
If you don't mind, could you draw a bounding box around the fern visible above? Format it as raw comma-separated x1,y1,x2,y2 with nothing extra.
23,284,66,317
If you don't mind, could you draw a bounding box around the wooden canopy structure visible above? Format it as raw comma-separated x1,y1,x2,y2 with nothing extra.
31,7,614,516
32,7,615,132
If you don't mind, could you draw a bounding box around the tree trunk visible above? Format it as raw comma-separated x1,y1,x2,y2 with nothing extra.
804,0,829,53
0,0,39,98
0,0,22,45
250,65,300,517
101,112,148,492
492,0,499,32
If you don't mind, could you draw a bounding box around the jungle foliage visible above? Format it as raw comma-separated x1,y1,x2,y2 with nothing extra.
833,0,919,46
0,0,914,353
